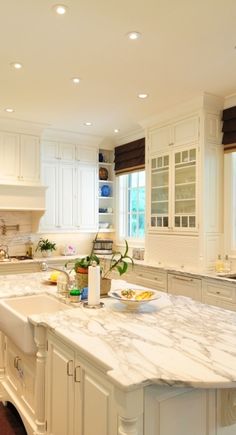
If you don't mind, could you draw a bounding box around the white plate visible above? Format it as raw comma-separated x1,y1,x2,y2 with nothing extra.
108,288,160,309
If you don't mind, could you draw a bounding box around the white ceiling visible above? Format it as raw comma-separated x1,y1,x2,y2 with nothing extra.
1,0,236,141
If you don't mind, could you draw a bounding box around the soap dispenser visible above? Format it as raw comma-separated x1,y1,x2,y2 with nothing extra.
215,255,224,273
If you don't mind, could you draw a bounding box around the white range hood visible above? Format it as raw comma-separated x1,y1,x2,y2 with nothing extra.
0,185,46,211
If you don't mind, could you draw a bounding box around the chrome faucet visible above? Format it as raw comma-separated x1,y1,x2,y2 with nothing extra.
41,262,71,294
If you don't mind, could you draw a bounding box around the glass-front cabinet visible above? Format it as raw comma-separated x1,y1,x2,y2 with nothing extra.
150,145,198,231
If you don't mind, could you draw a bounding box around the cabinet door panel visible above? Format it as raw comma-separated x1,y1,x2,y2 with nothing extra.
60,143,75,161
42,141,59,160
77,146,97,162
59,163,75,229
20,134,40,183
41,163,59,230
76,164,98,230
0,132,20,181
149,125,171,154
172,116,199,146
150,153,170,229
47,339,75,435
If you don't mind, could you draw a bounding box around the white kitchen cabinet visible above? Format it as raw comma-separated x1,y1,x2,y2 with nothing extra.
146,96,223,271
202,278,236,311
41,160,98,232
74,355,116,435
150,144,198,231
42,141,75,162
148,115,199,155
59,162,75,230
76,146,97,163
46,333,116,435
46,335,75,435
123,265,167,292
4,337,36,419
20,134,40,183
75,163,98,231
0,132,40,184
42,140,97,163
168,273,202,301
0,132,19,181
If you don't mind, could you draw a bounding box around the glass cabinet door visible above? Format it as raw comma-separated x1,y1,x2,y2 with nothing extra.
150,154,169,228
174,148,196,229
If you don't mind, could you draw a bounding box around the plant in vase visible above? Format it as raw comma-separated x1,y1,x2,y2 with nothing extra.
69,254,100,289
66,239,133,295
100,240,134,294
36,238,56,257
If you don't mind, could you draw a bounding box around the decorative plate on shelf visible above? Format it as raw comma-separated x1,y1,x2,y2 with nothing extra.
101,184,111,197
108,288,160,309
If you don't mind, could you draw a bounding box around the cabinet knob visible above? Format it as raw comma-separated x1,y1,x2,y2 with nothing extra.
168,142,174,146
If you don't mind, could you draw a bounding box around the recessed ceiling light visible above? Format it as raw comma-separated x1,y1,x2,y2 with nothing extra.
84,122,92,126
114,129,119,133
138,93,148,99
72,77,80,84
5,108,14,113
127,31,142,40
11,62,23,70
53,4,68,15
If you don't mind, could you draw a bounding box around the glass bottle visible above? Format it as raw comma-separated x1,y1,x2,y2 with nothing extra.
215,255,224,273
224,254,231,273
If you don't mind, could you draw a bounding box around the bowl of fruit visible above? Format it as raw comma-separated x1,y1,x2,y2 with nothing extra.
108,288,160,309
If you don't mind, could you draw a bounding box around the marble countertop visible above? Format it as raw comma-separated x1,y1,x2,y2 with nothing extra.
26,276,236,391
0,272,236,391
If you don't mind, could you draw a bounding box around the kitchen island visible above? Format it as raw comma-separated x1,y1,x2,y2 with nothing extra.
0,273,235,434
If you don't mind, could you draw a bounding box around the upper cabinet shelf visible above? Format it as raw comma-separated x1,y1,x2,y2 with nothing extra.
98,149,115,233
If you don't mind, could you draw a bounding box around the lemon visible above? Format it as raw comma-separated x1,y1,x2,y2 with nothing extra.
50,271,61,282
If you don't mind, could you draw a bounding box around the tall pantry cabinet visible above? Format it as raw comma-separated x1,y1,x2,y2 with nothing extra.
145,94,224,271
40,141,98,232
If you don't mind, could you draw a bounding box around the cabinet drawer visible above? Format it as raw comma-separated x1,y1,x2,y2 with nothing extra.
126,268,167,291
203,296,236,312
202,280,235,303
168,273,202,301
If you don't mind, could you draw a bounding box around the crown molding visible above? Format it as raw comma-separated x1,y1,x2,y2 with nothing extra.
140,93,224,129
41,127,105,147
0,117,49,135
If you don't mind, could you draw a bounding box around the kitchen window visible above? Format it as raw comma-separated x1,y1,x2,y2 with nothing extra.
224,152,236,254
117,170,145,242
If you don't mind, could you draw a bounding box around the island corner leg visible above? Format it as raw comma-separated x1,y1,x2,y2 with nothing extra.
33,325,47,435
115,387,144,435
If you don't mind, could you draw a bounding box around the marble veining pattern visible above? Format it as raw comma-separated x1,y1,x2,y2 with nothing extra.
0,272,236,390
29,280,236,390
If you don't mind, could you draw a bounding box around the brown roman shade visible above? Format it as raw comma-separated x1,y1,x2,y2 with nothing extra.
222,106,236,152
114,138,145,174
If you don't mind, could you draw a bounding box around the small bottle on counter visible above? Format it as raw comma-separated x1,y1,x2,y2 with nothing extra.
215,255,224,273
69,288,81,303
223,254,231,273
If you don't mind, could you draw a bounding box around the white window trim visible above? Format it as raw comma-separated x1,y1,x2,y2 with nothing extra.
224,153,236,256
